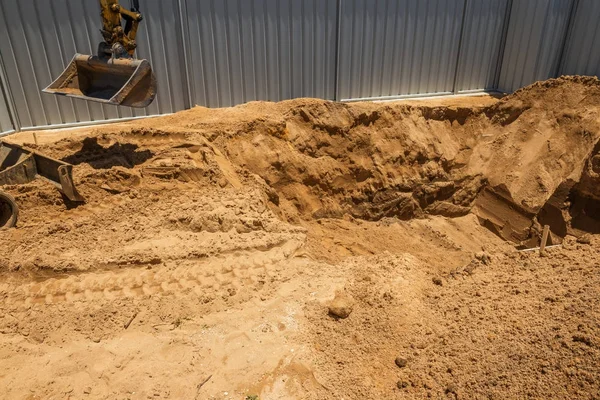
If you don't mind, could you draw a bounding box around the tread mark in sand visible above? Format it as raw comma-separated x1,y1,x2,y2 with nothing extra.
1,239,302,306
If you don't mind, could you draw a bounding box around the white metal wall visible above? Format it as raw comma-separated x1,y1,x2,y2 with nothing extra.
183,0,338,107
0,59,14,135
0,88,14,135
560,0,600,77
131,0,190,116
1,0,600,133
455,0,510,92
337,0,466,101
0,0,187,131
497,0,574,93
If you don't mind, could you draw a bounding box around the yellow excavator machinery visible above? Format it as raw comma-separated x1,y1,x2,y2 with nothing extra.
1,1,156,229
43,0,156,107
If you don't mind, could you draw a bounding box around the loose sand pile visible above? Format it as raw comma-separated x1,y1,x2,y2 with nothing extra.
0,76,598,399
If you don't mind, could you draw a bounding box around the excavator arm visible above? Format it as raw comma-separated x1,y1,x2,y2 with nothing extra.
99,0,143,58
4,1,157,229
43,0,156,108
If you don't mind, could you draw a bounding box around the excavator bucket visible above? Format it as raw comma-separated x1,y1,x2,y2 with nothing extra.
0,141,84,203
43,53,156,108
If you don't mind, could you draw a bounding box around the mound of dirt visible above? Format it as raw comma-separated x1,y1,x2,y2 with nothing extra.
0,76,599,399
302,237,600,400
11,77,598,249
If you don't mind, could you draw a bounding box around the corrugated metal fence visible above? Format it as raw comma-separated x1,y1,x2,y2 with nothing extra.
182,0,338,107
560,0,600,78
0,0,188,130
0,0,598,134
337,0,466,100
0,57,15,135
454,0,510,93
497,0,575,93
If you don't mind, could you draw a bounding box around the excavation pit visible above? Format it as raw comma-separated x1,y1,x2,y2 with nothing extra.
0,76,599,399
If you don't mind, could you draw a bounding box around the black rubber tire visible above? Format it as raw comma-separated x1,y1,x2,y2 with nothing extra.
0,191,18,230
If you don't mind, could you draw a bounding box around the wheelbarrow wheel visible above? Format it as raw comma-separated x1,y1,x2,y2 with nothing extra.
0,191,18,229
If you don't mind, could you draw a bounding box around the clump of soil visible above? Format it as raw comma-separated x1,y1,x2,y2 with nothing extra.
470,76,600,246
0,76,599,400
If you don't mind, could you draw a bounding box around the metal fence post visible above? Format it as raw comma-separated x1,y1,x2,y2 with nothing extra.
492,0,514,91
451,0,469,94
554,0,580,77
0,51,19,134
177,0,194,109
334,0,342,101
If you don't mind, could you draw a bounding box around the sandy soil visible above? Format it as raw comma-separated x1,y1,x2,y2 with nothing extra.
0,77,599,399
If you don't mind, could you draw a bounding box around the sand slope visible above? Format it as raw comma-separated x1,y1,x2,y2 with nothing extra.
0,77,599,399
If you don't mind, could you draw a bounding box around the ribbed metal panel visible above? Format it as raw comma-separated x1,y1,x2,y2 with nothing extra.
1,0,599,132
560,0,600,77
497,0,574,93
0,59,14,135
183,0,338,107
0,88,14,135
0,0,186,130
337,0,466,101
127,0,190,117
455,0,510,92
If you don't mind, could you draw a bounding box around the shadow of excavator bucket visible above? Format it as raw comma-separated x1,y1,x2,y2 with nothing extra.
43,53,156,108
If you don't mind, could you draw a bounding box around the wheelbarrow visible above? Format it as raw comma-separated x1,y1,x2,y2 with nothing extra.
0,141,84,229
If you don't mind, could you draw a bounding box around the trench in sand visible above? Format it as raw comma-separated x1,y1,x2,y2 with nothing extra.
5,77,600,258
1,77,600,400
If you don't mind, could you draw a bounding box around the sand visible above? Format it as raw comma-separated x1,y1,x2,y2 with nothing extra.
0,76,599,399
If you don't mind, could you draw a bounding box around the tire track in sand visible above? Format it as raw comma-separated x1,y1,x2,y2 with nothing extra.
0,238,304,307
